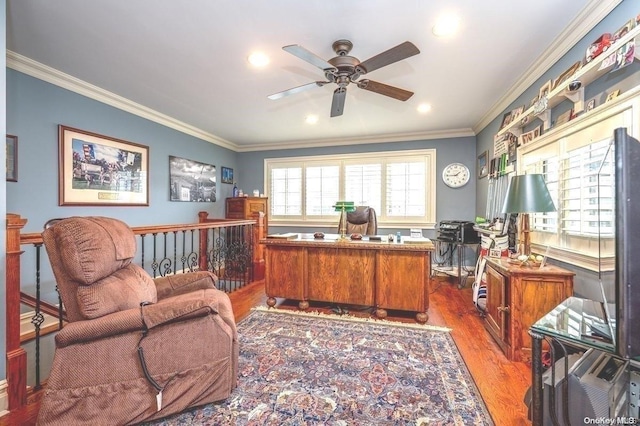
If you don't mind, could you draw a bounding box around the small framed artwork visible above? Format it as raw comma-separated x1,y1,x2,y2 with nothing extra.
533,124,543,138
477,150,488,179
500,111,512,130
169,156,216,202
6,134,17,182
555,108,574,127
586,98,596,112
605,89,620,103
58,125,149,206
538,80,553,100
551,61,582,91
221,166,234,184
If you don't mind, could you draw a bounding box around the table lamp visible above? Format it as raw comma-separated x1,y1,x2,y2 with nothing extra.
501,174,555,255
333,201,356,239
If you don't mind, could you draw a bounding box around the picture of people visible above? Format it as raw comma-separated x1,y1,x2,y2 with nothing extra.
71,138,144,193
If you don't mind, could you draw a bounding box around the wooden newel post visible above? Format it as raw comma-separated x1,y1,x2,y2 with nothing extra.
197,212,211,272
6,213,28,410
252,212,265,281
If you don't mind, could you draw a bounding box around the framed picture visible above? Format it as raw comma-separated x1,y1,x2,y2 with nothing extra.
586,98,596,112
477,150,488,179
551,61,582,91
169,156,216,202
605,89,620,103
500,111,512,129
538,80,553,100
58,125,149,206
6,134,17,182
533,124,543,138
221,166,234,184
555,108,574,127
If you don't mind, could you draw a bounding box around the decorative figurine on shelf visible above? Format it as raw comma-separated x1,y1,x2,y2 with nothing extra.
232,183,239,197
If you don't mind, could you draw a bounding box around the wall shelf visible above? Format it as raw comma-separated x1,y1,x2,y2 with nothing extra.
496,24,640,138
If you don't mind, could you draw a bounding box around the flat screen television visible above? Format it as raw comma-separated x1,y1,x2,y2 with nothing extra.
612,127,640,359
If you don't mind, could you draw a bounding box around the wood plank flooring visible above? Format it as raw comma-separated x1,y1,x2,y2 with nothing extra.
0,277,532,425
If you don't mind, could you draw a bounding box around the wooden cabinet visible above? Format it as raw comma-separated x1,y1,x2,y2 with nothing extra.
225,197,268,231
483,257,574,363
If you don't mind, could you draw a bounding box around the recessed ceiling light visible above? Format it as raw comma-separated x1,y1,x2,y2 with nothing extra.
417,103,432,113
305,115,319,124
248,52,269,67
432,14,460,37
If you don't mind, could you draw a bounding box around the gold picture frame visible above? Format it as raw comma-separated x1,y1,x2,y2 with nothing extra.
58,125,149,206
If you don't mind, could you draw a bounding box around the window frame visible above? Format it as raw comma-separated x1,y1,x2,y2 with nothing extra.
264,149,437,229
517,94,639,271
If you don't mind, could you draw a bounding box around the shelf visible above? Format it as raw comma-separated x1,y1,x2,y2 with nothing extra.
496,23,640,138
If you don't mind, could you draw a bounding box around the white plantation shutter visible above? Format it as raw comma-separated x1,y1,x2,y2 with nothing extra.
344,163,382,213
265,149,436,226
269,166,302,217
385,160,426,217
306,165,340,216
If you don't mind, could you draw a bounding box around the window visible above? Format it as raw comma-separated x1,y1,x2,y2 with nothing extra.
519,104,633,269
265,149,436,227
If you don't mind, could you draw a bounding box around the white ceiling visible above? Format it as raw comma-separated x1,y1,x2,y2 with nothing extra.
6,0,616,151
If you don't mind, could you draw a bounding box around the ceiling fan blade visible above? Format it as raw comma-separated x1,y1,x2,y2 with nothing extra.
357,41,420,74
330,87,347,117
268,81,328,100
283,45,337,73
357,79,414,101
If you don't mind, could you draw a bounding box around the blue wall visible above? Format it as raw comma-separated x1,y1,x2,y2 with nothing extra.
6,70,239,233
239,135,478,237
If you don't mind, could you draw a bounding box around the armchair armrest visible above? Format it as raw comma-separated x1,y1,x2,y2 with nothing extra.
55,292,217,348
154,271,218,300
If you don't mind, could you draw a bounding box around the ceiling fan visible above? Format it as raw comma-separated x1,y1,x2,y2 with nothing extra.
268,39,420,117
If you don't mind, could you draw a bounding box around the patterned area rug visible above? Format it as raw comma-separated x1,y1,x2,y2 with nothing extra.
149,308,493,425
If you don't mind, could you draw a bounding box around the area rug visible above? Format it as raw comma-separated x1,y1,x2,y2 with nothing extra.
148,308,494,425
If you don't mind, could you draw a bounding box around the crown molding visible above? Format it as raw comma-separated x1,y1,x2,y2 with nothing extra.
235,128,476,152
473,0,622,134
6,51,239,151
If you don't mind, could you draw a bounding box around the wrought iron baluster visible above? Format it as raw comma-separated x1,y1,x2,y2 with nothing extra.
32,244,45,390
151,233,159,278
140,234,146,271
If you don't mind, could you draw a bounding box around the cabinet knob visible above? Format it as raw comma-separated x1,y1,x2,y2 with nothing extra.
497,305,510,316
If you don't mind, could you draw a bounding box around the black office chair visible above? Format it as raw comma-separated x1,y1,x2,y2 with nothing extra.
339,206,378,235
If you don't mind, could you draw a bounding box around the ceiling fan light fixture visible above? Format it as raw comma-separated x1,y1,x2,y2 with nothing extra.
248,52,270,67
417,103,432,113
432,14,460,37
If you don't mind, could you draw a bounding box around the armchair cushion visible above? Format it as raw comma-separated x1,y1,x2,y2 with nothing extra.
43,216,157,320
154,270,217,300
76,264,156,319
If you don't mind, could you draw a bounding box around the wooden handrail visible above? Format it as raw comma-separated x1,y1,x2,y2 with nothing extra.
19,218,255,247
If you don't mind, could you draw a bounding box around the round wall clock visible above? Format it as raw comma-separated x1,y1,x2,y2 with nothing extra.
442,163,470,188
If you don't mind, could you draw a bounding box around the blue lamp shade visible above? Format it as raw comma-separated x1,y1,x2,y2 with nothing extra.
501,174,556,214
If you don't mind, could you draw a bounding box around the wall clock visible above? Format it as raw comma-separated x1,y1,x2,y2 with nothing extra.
442,163,470,188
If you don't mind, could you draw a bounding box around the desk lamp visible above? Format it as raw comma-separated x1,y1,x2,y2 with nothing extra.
333,201,356,239
501,174,555,255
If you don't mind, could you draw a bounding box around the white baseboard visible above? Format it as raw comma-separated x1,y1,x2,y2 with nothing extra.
0,379,8,418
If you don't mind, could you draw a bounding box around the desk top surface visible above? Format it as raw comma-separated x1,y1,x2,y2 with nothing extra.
261,233,434,251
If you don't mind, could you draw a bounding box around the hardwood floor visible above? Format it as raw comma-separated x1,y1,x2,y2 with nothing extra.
1,277,532,425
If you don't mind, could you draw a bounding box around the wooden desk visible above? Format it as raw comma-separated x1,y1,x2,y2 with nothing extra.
261,235,434,323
